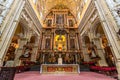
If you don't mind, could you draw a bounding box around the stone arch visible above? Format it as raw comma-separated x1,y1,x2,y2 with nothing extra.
81,35,91,62
3,22,25,66
93,22,115,66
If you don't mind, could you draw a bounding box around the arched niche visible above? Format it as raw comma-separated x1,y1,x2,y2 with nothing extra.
94,23,115,67
94,23,105,37
83,35,100,61
83,35,90,45
3,23,25,66
29,36,36,43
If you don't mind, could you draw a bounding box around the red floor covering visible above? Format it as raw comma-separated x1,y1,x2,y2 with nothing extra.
14,71,116,80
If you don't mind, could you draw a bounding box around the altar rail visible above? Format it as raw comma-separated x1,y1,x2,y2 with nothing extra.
40,64,80,74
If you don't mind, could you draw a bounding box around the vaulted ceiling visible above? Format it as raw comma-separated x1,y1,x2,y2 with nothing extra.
37,0,82,20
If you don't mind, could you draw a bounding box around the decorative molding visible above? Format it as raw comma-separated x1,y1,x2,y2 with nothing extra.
19,0,42,37
24,0,42,35
90,11,98,23
20,38,28,40
78,1,96,34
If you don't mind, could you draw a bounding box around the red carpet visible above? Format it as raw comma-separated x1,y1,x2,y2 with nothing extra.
14,71,116,80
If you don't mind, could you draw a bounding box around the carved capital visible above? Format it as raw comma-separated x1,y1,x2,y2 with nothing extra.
21,10,31,24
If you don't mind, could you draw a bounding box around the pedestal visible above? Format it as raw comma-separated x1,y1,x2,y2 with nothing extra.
58,58,62,65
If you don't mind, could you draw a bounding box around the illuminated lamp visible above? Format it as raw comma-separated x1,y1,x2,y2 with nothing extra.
15,44,19,48
12,43,19,49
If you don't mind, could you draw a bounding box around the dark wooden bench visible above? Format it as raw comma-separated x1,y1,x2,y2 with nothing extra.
0,67,16,80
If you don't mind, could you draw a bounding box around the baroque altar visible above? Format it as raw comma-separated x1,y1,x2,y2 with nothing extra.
40,64,80,74
38,4,82,74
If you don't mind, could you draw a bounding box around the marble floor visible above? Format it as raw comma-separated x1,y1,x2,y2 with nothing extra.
14,71,116,80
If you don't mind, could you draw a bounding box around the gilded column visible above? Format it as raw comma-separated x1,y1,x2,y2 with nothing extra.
41,33,45,50
67,32,70,50
52,30,54,50
40,32,43,50
76,33,79,50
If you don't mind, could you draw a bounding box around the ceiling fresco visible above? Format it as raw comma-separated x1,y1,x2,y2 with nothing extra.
36,0,83,20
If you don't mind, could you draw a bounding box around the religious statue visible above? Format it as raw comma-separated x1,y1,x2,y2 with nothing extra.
48,53,56,64
23,49,30,58
20,48,32,59
101,35,115,66
87,42,99,59
64,54,70,63
51,56,56,63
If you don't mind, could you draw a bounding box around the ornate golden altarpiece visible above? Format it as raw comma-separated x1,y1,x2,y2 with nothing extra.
38,4,82,74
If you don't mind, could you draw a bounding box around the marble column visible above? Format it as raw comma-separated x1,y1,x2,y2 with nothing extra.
0,0,25,66
94,38,108,66
14,38,28,66
116,60,120,80
81,38,90,62
94,0,120,79
31,46,38,62
105,0,120,27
